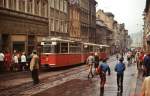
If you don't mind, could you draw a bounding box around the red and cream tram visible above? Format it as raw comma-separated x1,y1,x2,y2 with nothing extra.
40,37,109,68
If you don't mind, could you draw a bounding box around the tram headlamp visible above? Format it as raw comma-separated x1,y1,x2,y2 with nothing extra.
52,42,57,45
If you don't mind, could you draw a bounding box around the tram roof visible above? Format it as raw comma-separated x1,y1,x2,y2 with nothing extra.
43,37,75,42
83,42,110,47
99,44,110,47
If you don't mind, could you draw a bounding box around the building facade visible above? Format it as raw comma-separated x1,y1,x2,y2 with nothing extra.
79,0,96,43
96,9,129,54
143,0,150,51
0,0,68,54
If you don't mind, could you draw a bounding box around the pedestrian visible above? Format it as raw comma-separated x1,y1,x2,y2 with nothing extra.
116,54,119,60
20,52,27,71
127,51,132,66
30,50,40,85
94,52,99,75
86,52,94,79
13,53,19,71
4,51,12,72
143,53,150,77
0,50,5,73
135,52,140,71
141,76,150,96
139,51,144,71
98,59,111,95
115,58,126,93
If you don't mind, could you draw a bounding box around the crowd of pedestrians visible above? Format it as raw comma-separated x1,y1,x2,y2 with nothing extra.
86,51,125,95
86,48,150,96
0,49,40,85
0,50,33,73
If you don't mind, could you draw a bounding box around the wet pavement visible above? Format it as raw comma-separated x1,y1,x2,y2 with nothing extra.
30,59,137,96
0,55,142,96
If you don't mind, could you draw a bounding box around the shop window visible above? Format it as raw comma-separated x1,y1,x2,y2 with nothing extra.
13,42,25,52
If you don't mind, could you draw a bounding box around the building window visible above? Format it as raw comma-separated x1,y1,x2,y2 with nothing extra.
27,0,32,13
60,21,63,32
0,0,4,7
64,22,67,33
50,0,54,8
19,0,25,12
64,0,67,13
35,0,39,15
13,0,17,10
8,0,16,10
50,18,54,31
55,0,59,10
41,0,48,17
55,20,59,32
60,0,63,12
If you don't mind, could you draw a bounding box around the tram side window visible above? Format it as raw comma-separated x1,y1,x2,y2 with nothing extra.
69,43,81,53
89,46,93,52
61,43,68,53
55,44,60,53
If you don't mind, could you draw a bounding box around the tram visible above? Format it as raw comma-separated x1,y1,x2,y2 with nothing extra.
40,37,109,68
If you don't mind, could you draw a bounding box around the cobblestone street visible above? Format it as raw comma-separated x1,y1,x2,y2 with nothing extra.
0,56,140,96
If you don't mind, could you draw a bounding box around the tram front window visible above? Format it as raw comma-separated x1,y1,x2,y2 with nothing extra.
42,45,56,53
42,43,61,53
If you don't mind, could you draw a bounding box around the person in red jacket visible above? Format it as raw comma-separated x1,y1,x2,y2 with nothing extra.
139,51,144,71
4,51,12,72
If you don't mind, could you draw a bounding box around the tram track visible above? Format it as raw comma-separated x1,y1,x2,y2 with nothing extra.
0,64,89,96
0,55,117,96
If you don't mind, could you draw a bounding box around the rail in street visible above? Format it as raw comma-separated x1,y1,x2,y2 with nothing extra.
0,55,140,96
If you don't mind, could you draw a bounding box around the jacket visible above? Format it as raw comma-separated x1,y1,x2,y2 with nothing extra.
30,54,39,71
115,62,125,75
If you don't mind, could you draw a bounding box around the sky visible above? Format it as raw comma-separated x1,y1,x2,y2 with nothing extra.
96,0,146,35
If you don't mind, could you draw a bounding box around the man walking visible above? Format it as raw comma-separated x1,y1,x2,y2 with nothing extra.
143,53,150,76
98,59,111,95
115,58,126,93
86,53,94,79
30,50,40,85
